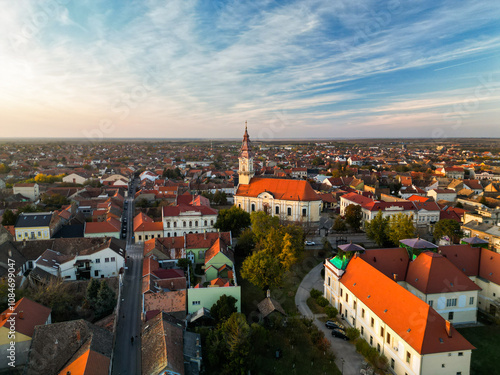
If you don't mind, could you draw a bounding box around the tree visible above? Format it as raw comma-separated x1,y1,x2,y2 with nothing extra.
86,278,100,306
345,204,363,232
332,216,347,232
433,219,462,243
365,210,390,247
250,211,279,241
234,228,255,256
176,258,192,271
455,202,464,209
95,280,116,320
210,294,237,325
241,249,284,289
28,278,75,322
278,233,300,271
213,190,228,205
387,213,416,246
214,206,251,237
1,209,16,226
220,313,251,375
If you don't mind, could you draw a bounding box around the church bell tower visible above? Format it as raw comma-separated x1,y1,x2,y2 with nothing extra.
238,121,254,185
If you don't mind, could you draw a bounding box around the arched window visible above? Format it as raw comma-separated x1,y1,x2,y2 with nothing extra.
275,206,279,215
204,220,207,226
195,221,198,226
189,221,192,227
183,221,186,228
251,203,256,212
167,222,170,228
174,222,177,228
210,220,214,225
287,207,292,216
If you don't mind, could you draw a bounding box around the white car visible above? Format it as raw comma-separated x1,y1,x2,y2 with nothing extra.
304,241,316,246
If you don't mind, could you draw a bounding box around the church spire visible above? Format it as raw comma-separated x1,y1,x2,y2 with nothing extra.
240,121,252,157
238,121,254,185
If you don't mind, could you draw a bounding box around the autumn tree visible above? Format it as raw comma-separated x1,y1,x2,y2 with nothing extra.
365,210,390,247
332,216,347,232
241,250,284,289
344,204,363,232
387,213,416,246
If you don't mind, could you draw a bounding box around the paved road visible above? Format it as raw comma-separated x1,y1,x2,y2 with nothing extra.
111,180,143,375
295,262,365,375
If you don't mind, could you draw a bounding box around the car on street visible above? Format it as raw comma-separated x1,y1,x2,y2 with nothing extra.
325,320,344,330
304,241,316,246
331,328,349,340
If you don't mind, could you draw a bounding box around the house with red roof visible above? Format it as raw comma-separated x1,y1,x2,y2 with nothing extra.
133,213,164,242
324,254,474,375
162,204,218,237
84,217,121,239
0,298,51,369
234,125,322,224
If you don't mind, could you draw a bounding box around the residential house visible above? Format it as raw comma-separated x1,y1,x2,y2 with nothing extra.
134,213,164,242
62,172,91,185
14,212,55,241
13,183,39,201
0,298,51,369
162,204,218,237
24,319,112,375
84,217,121,239
462,221,500,253
427,188,457,203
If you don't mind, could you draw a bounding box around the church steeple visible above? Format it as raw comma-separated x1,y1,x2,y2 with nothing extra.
238,121,254,185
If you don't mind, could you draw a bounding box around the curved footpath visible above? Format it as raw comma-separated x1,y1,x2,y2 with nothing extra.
295,262,365,375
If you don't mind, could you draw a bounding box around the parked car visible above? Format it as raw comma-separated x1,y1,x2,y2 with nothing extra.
325,320,344,330
331,329,349,340
304,241,316,246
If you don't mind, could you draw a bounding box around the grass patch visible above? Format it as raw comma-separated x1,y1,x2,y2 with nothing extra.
307,297,325,314
458,324,500,375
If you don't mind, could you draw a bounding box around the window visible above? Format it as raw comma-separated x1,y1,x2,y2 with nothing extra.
353,301,357,310
346,294,349,302
183,221,186,228
251,203,256,212
446,298,457,307
189,221,192,227
17,234,22,238
287,207,292,216
192,301,200,305
442,364,445,368
105,258,110,262
174,222,177,228
469,297,474,305
139,235,142,241
275,206,279,214
391,358,395,369
406,351,411,364
37,231,41,237
429,300,433,307
340,288,343,297
361,326,364,335
95,259,100,263
361,309,365,318
387,332,391,344
328,277,331,286
167,222,170,228
380,327,384,337
377,343,380,352
345,310,348,319
204,220,207,226
195,221,198,226
94,270,99,277
111,257,115,262
371,317,374,328
370,336,373,345
458,352,463,356
448,312,454,320
302,208,307,217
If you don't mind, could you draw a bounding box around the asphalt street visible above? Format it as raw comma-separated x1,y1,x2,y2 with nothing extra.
111,180,143,375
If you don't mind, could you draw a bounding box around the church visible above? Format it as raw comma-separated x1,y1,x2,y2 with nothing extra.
234,124,322,224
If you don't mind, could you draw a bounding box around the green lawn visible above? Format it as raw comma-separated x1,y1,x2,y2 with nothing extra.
458,324,500,375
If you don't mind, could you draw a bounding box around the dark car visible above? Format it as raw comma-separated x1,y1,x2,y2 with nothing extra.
325,320,344,330
331,329,349,340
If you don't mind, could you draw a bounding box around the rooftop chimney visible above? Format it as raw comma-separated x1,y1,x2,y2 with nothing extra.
267,289,271,298
445,320,452,338
393,273,398,281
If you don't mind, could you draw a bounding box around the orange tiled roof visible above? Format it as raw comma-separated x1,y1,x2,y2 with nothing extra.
405,252,481,294
479,248,500,285
0,297,51,338
439,245,480,277
341,256,475,355
58,348,110,375
236,177,320,201
359,248,409,282
204,238,234,265
84,218,120,234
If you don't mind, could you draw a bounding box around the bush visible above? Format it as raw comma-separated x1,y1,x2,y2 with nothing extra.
324,306,338,319
310,288,322,299
316,296,329,307
355,337,388,370
345,327,360,341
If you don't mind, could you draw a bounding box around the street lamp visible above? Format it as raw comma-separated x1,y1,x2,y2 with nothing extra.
341,357,345,375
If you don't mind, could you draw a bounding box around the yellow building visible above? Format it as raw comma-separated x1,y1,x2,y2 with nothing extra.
14,212,53,241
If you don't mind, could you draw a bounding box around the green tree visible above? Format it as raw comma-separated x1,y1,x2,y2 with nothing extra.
365,210,390,247
234,227,255,256
210,294,238,325
86,278,100,306
345,204,363,232
220,313,251,375
28,278,75,322
241,249,284,289
95,280,116,320
250,211,279,241
214,206,251,237
332,216,347,232
433,219,462,243
387,213,416,246
1,209,17,226
213,190,227,205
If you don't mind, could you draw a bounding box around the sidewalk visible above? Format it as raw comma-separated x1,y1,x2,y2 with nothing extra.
295,262,365,375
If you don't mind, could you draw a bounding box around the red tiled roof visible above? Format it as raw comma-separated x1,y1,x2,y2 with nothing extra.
0,297,51,338
359,248,409,282
405,252,481,294
479,248,500,285
340,192,374,206
236,177,320,201
162,204,217,217
407,195,431,202
412,201,441,212
204,238,234,265
363,201,416,212
84,218,120,234
341,256,475,355
438,245,480,277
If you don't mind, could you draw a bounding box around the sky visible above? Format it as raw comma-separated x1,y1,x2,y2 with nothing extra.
0,0,499,141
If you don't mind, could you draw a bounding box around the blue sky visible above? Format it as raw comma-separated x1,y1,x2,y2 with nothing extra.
0,0,499,140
